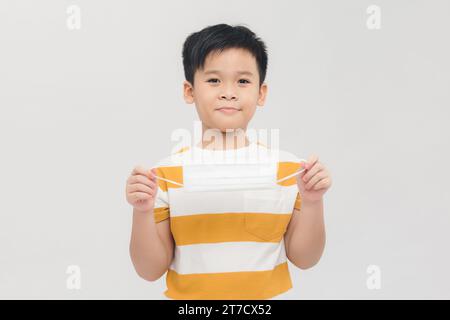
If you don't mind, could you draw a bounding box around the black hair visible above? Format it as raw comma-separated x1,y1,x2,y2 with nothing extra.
182,23,268,87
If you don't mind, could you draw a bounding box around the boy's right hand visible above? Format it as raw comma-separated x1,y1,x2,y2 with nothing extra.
126,166,158,214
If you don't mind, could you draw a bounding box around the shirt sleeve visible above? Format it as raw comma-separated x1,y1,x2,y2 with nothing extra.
293,191,302,211
153,167,170,223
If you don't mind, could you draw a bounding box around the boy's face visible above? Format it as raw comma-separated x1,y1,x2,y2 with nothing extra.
183,48,267,133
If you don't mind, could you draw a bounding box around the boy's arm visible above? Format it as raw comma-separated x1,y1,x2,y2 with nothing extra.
129,207,174,281
284,199,326,270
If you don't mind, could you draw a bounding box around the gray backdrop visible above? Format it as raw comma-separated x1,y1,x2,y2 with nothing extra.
0,0,449,299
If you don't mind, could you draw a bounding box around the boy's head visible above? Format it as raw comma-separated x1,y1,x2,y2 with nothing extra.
182,24,268,134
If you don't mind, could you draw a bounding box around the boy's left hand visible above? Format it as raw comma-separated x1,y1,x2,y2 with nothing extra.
296,154,332,203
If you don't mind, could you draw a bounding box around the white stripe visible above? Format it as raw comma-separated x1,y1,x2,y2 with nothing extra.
169,185,298,217
169,239,287,275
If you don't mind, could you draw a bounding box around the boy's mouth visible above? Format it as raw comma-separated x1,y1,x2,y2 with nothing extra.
215,106,242,115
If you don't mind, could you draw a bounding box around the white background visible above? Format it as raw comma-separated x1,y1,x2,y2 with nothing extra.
0,0,449,299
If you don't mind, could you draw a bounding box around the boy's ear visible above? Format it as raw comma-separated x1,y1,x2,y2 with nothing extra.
257,83,268,106
183,80,195,104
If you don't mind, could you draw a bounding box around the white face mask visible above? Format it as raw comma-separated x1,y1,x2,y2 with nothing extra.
151,159,306,192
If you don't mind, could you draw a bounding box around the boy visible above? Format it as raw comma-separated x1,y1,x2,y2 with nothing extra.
126,24,332,299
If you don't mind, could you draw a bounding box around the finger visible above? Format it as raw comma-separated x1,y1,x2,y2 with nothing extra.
128,183,154,195
128,175,156,188
303,162,323,184
132,166,151,178
298,158,312,180
312,178,330,191
149,168,158,181
131,192,152,202
305,154,319,170
299,161,308,176
305,170,327,190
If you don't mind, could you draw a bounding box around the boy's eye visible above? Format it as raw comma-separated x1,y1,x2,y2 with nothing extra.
207,78,250,84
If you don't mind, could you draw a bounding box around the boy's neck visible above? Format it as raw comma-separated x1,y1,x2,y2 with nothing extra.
197,124,250,150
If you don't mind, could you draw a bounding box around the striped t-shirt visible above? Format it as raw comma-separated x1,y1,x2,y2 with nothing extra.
152,141,303,299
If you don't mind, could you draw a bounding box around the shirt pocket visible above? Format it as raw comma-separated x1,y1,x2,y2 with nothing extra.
242,189,292,242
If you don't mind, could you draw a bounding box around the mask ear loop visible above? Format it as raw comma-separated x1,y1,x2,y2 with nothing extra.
149,167,184,187
276,160,308,184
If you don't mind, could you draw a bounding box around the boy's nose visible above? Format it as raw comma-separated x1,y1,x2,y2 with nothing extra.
221,90,236,99
220,84,238,100
220,93,237,100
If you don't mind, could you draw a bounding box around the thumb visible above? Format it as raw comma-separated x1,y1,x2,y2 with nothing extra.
149,168,158,180
300,160,309,177
296,161,308,188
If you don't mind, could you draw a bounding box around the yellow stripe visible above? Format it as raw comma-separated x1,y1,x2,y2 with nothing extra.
155,166,183,192
164,261,292,300
277,161,303,186
154,207,169,223
170,212,292,245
